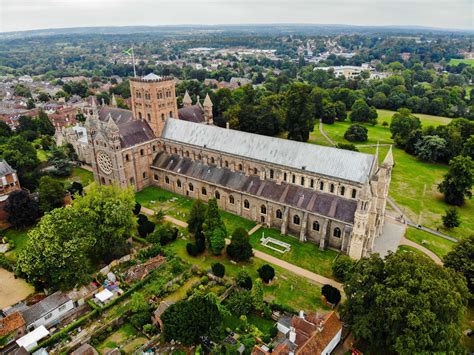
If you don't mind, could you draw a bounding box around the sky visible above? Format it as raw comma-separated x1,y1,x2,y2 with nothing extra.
1,0,472,33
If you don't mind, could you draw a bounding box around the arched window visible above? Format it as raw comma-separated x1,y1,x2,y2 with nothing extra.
270,169,274,179
330,184,335,193
333,227,341,238
101,177,106,184
320,181,324,190
125,154,130,162
260,205,267,214
147,113,151,121
201,187,207,195
177,179,182,188
238,164,243,171
138,112,142,119
198,154,202,160
229,195,235,204
211,157,215,164
143,172,147,178
169,111,173,117
310,179,314,188
300,177,305,186
253,168,258,175
161,113,165,121
129,177,135,185
312,221,320,231
165,176,170,184
352,189,357,198
154,174,159,180
215,191,220,200
174,148,178,154
152,145,156,152
158,92,163,99
293,215,300,225
284,172,287,181
340,186,345,196
225,160,229,168
243,199,250,209
140,149,144,156
276,209,282,219
189,183,194,191
292,175,296,183
185,151,190,157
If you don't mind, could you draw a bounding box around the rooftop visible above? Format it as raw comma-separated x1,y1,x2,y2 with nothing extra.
0,312,25,337
0,160,15,177
21,292,70,326
161,119,375,184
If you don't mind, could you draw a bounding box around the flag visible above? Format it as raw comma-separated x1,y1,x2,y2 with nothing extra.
123,47,133,57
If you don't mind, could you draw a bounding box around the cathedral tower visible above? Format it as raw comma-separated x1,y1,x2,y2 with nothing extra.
130,73,178,137
348,183,372,259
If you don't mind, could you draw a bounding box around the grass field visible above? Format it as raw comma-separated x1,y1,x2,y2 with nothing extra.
4,228,30,261
249,228,338,278
405,227,456,259
56,166,94,187
309,109,472,243
165,238,330,312
449,58,474,67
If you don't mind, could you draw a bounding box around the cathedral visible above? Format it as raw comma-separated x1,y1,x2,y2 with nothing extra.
64,73,394,260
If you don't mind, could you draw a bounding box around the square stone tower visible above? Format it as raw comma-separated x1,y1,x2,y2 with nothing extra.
130,73,179,137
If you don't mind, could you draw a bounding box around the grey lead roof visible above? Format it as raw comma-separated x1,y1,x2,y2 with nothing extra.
21,292,71,326
0,160,15,176
152,151,357,223
161,119,375,184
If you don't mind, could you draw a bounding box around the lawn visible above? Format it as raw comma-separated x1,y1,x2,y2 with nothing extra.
135,186,256,233
165,238,330,313
4,228,30,261
397,244,429,258
57,167,94,187
223,313,275,334
405,227,456,259
249,228,338,278
96,323,148,354
449,58,474,67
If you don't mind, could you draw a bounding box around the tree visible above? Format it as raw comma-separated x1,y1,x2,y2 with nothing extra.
38,176,65,213
37,92,50,102
337,143,358,151
203,198,227,255
17,207,94,290
332,255,356,282
321,100,336,124
442,208,461,229
349,99,377,124
226,290,253,316
72,184,136,263
343,253,468,353
438,156,473,206
161,294,223,345
187,199,207,236
0,121,12,138
252,278,265,311
4,190,40,228
334,101,347,121
67,181,84,197
138,220,156,238
322,284,341,306
133,202,141,215
48,146,72,177
462,136,474,159
415,135,448,162
226,227,253,261
148,223,177,245
258,264,275,283
286,83,315,142
236,271,253,290
344,124,368,142
389,108,421,147
444,235,474,294
210,228,226,256
129,292,151,328
36,110,55,136
371,92,388,109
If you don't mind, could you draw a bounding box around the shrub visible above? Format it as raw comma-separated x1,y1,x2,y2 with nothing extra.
137,214,148,225
337,143,359,151
236,270,253,290
138,220,155,238
269,324,278,338
211,262,225,278
442,208,461,229
332,255,356,282
186,243,199,256
344,124,368,142
133,202,142,215
148,223,178,246
322,284,341,306
258,264,275,283
226,290,253,316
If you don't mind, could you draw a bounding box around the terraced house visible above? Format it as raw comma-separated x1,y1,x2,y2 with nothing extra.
68,73,394,259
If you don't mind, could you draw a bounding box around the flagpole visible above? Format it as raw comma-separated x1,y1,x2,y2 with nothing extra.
131,46,137,78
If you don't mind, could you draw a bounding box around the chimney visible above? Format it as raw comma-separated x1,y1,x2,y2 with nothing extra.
299,310,305,319
226,122,230,129
289,327,296,343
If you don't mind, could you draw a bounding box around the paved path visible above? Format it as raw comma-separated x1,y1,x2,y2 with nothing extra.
387,197,458,242
248,224,263,235
399,237,443,265
319,119,336,146
140,206,189,228
373,217,406,258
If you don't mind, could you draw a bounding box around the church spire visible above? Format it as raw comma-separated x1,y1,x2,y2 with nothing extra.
203,93,213,108
91,96,98,116
203,93,213,125
183,90,192,108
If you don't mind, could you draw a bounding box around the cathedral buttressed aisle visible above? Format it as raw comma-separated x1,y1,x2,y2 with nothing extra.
70,73,394,260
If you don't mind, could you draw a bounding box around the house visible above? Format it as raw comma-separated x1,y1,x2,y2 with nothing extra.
20,292,75,331
0,160,21,226
94,289,114,305
253,311,342,355
0,312,26,348
71,343,99,355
